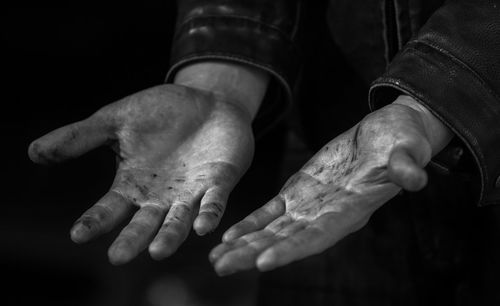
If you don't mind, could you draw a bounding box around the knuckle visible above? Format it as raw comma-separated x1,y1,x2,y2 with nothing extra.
201,211,221,221
93,203,115,223
141,203,164,214
201,202,225,216
174,201,192,213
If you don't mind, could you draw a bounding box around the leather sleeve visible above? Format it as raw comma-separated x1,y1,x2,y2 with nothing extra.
369,0,500,206
166,0,302,133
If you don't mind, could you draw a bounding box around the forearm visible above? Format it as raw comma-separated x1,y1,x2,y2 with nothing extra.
173,62,270,121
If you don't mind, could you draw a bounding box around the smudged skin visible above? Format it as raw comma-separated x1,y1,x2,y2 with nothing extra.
210,96,453,275
28,84,255,265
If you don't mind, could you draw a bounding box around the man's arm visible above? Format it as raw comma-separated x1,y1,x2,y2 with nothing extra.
209,0,500,274
210,94,453,275
28,62,268,264
167,0,303,133
173,62,268,121
28,0,306,265
370,0,500,206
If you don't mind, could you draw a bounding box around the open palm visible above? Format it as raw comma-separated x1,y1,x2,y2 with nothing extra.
29,84,254,264
210,101,442,275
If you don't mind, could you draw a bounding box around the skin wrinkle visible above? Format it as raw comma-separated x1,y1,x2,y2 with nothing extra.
29,60,270,263
85,203,114,225
274,117,397,223
201,202,225,215
112,160,239,211
212,96,453,275
106,83,253,255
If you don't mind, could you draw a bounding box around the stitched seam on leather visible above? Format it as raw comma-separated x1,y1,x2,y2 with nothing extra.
403,46,498,159
177,15,296,42
172,53,290,81
165,54,294,137
402,45,498,182
406,40,500,103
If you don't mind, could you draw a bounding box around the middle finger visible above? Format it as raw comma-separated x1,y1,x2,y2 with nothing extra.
108,204,166,265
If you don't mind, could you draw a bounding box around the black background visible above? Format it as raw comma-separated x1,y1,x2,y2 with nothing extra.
5,5,500,306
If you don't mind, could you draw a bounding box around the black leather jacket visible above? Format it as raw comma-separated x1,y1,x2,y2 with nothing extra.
166,0,500,207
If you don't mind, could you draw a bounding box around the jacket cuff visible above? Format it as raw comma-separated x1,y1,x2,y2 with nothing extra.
369,41,500,206
165,16,300,135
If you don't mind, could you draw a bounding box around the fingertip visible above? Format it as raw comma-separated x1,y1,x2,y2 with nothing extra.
256,250,276,272
389,149,428,191
213,257,235,277
28,140,49,164
148,233,182,260
208,247,219,263
222,222,249,242
193,215,214,236
409,170,428,191
27,141,38,162
389,163,427,191
149,239,181,261
148,243,168,261
208,249,217,264
222,229,238,242
209,242,233,264
208,246,221,264
108,244,133,266
70,223,90,244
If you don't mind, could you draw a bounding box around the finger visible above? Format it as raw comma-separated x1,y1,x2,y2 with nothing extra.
193,187,229,236
209,229,275,264
213,218,304,276
388,147,428,191
256,226,327,272
28,115,112,164
222,196,285,242
108,205,166,265
149,201,195,260
70,191,134,243
214,233,277,276
257,209,372,272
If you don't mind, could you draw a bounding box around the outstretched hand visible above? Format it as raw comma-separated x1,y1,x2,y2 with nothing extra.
29,84,255,264
210,96,452,275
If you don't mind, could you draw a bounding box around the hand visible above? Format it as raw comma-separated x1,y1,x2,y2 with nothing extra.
28,80,259,264
210,95,453,275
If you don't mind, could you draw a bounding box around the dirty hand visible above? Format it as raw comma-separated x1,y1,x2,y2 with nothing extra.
28,62,269,265
210,95,453,275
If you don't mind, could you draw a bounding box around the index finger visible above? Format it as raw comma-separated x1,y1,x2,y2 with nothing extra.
222,196,285,242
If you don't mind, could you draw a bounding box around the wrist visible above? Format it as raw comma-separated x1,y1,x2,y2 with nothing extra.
392,95,453,155
173,61,270,120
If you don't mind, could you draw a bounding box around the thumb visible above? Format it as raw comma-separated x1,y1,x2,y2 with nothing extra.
28,114,113,164
387,145,430,192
